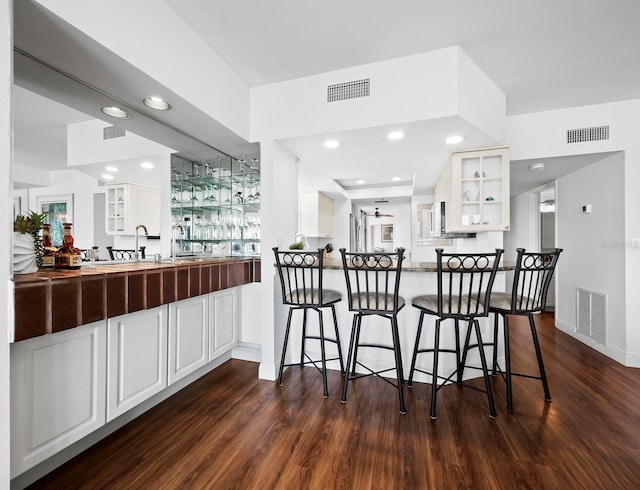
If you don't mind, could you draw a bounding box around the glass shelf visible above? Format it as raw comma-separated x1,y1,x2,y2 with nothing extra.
171,155,261,256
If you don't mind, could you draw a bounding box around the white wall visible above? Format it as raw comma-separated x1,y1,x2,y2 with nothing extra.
250,47,505,143
257,141,300,379
505,191,540,262
507,100,640,365
555,153,626,354
1,0,11,484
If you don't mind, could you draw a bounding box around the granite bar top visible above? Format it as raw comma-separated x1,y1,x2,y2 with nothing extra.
13,256,261,343
319,258,515,272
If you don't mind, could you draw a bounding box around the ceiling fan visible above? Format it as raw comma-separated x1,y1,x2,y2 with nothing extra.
366,207,394,218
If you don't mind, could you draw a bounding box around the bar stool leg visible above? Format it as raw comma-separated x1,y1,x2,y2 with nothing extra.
341,314,359,403
430,319,442,420
300,308,308,366
503,313,514,412
454,319,462,383
278,308,294,386
408,311,426,387
330,305,345,376
351,314,363,377
317,308,329,398
458,322,474,384
474,320,497,418
528,313,552,402
391,314,407,414
492,313,500,375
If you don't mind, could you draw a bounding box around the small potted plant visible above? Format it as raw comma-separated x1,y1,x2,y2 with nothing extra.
289,241,305,250
324,242,334,257
13,211,46,273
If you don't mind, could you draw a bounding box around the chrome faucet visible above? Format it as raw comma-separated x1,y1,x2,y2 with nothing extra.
171,224,184,261
135,224,148,261
294,233,309,250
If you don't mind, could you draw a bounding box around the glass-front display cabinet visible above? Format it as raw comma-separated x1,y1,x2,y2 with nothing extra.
170,154,261,256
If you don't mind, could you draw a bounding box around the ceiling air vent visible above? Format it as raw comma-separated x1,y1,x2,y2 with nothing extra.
103,126,126,140
327,78,370,103
567,125,609,144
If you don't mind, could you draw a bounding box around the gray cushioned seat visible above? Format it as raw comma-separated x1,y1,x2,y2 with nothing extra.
412,294,485,315
350,292,405,311
285,288,342,305
489,292,535,311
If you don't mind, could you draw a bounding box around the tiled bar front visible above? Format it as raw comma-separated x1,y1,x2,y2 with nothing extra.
13,258,260,342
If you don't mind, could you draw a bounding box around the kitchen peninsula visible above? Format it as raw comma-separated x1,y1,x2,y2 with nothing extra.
10,256,260,479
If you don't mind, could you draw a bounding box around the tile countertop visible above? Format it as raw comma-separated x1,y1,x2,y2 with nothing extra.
321,257,516,272
13,256,261,343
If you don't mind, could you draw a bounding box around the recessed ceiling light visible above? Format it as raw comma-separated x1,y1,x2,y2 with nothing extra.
391,176,402,182
143,96,171,111
100,106,130,119
140,162,155,169
104,166,119,172
101,173,115,180
323,140,340,149
387,131,404,140
530,162,545,171
356,179,366,184
446,134,464,145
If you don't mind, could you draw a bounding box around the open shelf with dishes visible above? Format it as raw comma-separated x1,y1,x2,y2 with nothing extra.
171,154,260,256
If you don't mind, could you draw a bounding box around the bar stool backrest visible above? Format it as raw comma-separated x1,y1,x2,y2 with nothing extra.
508,248,562,313
435,248,504,319
273,247,327,307
339,247,405,314
107,246,146,260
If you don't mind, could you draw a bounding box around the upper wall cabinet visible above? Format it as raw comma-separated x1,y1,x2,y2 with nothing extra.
299,191,334,238
436,146,510,233
105,183,161,236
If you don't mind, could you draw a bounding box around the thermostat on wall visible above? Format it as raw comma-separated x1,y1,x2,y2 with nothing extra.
582,204,592,214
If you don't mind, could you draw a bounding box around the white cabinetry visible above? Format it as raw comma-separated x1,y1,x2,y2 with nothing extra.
106,306,168,421
438,147,510,233
168,296,209,385
299,191,334,238
10,321,106,477
209,289,237,360
105,183,160,236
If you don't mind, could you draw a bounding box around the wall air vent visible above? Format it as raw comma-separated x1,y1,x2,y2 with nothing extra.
103,126,126,140
567,125,609,144
577,288,607,344
327,78,370,102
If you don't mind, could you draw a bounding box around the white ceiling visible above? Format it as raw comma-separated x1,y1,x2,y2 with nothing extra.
165,0,640,115
13,0,640,200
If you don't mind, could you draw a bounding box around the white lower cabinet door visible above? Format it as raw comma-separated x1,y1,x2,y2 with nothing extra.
168,295,209,385
107,306,168,422
10,321,107,477
209,289,237,360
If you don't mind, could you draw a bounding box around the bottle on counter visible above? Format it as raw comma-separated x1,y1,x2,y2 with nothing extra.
40,224,57,268
54,223,82,269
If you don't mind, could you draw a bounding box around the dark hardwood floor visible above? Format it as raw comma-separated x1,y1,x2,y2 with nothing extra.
28,313,640,489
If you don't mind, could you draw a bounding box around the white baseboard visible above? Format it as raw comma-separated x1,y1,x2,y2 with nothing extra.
232,342,261,363
554,319,636,366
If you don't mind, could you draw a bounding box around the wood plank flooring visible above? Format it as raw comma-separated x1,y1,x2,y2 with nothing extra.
27,313,640,489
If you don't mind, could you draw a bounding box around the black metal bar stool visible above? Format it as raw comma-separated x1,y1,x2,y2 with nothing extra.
339,247,407,414
489,248,562,412
273,247,345,398
408,248,504,419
